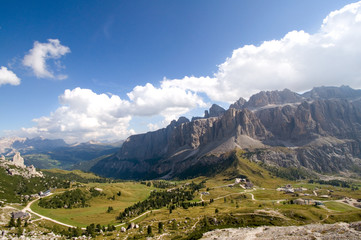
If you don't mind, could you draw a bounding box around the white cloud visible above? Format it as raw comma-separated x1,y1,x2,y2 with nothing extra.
23,39,70,79
20,88,133,143
126,83,206,121
0,66,20,86
19,85,206,143
162,1,361,102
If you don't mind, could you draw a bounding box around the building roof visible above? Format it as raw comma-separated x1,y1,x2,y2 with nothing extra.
11,211,29,219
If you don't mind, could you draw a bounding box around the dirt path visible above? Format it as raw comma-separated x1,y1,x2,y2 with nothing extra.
255,209,291,221
248,193,255,201
22,194,79,229
26,204,78,229
155,233,169,240
335,198,361,209
189,217,201,231
115,209,160,227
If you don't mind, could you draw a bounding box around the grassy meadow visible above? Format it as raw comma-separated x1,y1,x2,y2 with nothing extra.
31,182,153,227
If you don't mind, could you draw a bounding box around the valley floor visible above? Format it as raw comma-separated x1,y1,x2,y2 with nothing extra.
2,163,361,239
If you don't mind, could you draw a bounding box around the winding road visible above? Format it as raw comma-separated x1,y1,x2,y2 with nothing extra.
22,195,161,230
23,194,79,229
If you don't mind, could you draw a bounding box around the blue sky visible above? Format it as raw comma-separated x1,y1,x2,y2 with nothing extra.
0,0,360,143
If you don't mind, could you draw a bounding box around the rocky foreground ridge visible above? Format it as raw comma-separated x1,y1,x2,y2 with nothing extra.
92,86,361,179
201,221,361,240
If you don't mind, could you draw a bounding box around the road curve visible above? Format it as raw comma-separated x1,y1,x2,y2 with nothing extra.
23,195,78,229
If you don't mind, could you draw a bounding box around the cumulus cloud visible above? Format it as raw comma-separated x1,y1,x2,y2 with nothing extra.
0,66,20,86
163,1,361,102
23,39,70,79
20,85,206,143
127,83,206,121
20,88,133,143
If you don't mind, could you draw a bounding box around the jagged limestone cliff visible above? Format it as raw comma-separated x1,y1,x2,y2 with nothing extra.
92,86,361,179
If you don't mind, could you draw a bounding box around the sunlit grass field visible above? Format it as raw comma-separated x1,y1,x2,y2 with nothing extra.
31,182,153,227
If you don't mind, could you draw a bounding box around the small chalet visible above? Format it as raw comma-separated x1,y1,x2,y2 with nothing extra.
244,181,254,189
294,198,315,205
11,211,30,220
39,190,51,197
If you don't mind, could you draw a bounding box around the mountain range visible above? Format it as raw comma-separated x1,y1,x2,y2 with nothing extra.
0,137,122,169
91,85,361,180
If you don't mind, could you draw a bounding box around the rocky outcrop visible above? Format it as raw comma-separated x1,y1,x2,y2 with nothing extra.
92,86,361,179
201,222,361,240
0,152,43,178
12,152,25,168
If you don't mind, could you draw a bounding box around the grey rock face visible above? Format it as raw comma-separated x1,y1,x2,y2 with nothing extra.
93,86,361,179
93,109,270,179
243,88,304,109
303,85,361,100
204,104,226,118
229,97,247,110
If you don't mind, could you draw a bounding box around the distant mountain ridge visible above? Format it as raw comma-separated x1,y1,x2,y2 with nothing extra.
0,137,67,156
0,136,122,170
92,85,361,180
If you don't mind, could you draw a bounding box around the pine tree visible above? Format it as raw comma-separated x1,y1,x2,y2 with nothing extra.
172,220,177,230
203,216,209,229
17,225,23,237
16,218,21,227
147,225,152,236
8,217,15,227
158,222,163,233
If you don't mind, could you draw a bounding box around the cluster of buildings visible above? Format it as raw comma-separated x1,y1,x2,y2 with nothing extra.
277,184,325,206
235,178,254,189
276,184,307,193
293,198,323,206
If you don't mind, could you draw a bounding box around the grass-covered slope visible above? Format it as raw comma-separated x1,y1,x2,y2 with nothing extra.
31,182,154,227
196,149,290,188
0,167,69,203
42,169,107,183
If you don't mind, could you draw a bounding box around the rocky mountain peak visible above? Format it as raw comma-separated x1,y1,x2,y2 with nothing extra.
204,104,226,118
244,88,304,109
302,85,361,100
229,97,247,110
229,88,304,110
169,117,190,129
